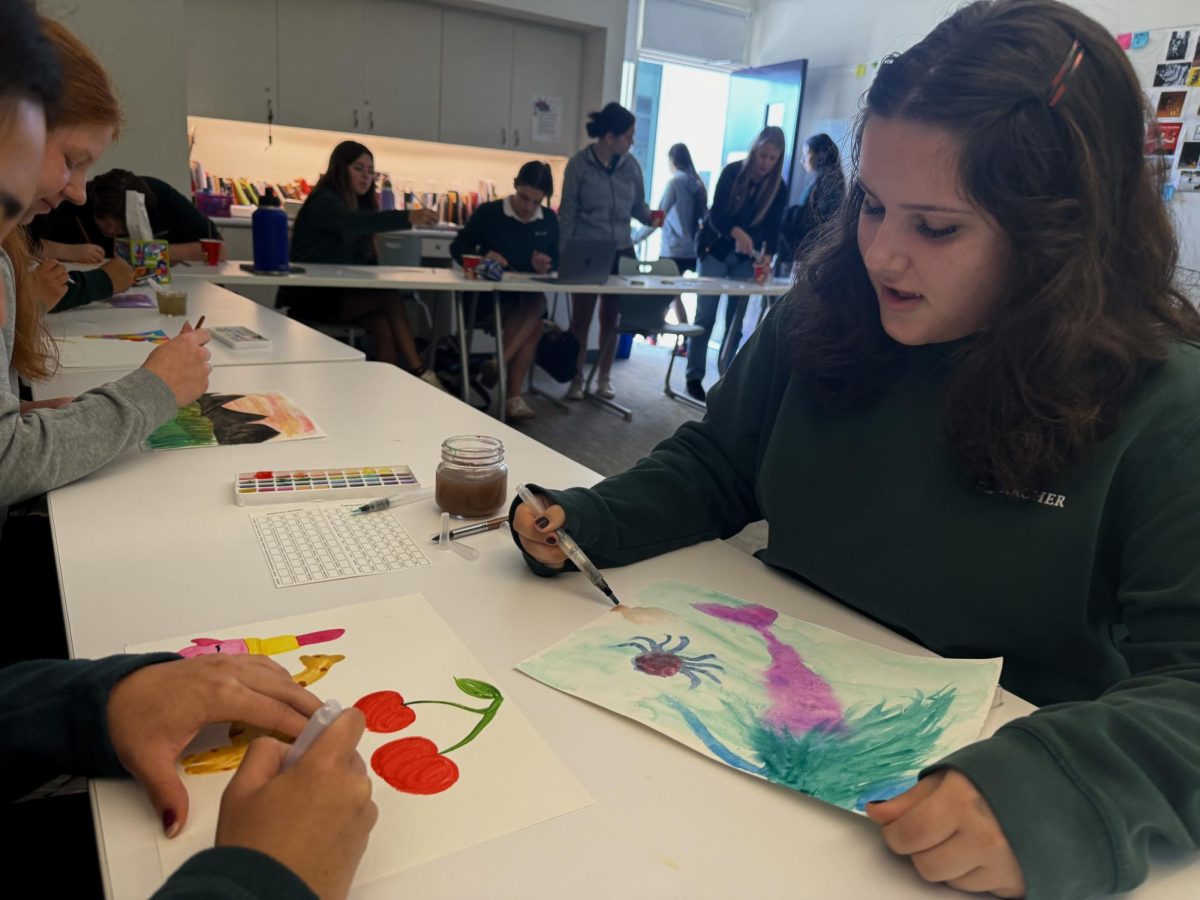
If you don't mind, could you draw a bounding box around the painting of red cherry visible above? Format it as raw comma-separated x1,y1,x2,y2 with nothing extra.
371,737,460,794
355,690,416,732
356,677,502,796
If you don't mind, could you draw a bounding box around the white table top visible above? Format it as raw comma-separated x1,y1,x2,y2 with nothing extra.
177,261,471,291
44,360,1194,898
45,279,363,373
495,272,793,297
181,260,794,297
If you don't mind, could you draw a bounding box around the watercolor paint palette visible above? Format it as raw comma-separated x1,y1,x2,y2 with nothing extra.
235,465,419,506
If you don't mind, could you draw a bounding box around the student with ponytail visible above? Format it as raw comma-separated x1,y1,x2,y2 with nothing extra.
558,102,656,402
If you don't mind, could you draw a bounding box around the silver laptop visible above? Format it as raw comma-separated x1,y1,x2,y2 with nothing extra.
531,239,616,285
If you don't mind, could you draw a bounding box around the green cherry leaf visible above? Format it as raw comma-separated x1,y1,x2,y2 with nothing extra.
454,677,502,701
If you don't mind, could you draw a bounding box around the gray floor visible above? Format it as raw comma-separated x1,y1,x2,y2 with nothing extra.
511,336,770,559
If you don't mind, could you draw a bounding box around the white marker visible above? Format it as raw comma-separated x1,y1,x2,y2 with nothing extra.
281,698,342,771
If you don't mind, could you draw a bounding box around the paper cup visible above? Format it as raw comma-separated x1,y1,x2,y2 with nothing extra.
462,254,482,280
156,290,188,316
199,239,223,265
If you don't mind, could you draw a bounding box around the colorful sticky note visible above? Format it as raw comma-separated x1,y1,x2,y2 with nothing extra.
1132,32,1150,49
855,64,867,77
1116,33,1132,50
1163,184,1177,202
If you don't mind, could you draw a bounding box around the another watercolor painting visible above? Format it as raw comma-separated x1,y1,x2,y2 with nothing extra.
83,329,169,343
141,391,324,451
519,580,1002,814
127,596,591,889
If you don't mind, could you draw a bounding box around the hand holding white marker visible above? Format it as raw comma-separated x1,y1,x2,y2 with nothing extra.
282,698,343,771
515,484,620,606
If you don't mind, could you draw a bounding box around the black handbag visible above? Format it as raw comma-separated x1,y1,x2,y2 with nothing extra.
535,326,581,383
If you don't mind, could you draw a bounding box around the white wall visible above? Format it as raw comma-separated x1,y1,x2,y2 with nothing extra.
750,0,1200,268
38,0,192,194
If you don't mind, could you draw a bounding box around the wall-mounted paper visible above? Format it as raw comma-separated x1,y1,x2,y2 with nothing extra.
127,595,592,888
519,580,1002,814
142,391,324,451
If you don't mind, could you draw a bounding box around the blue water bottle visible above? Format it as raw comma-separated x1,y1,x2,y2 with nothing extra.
380,174,396,211
252,186,289,273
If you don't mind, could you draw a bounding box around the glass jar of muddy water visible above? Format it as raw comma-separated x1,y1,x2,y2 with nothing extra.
435,435,508,518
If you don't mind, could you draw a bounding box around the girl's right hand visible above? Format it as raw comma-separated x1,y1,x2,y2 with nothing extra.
216,711,377,900
141,324,212,406
32,259,70,309
408,208,440,228
512,500,568,568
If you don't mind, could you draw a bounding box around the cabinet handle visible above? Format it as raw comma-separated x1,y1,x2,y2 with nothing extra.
353,108,359,129
514,129,520,147
266,97,274,124
501,127,507,146
369,110,375,131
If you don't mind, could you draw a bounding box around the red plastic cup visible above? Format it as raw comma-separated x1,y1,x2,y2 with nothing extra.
200,239,223,265
754,259,770,284
461,254,482,279
650,209,666,227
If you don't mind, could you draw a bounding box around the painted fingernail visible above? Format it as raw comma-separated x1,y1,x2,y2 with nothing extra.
535,516,550,529
545,536,557,545
163,808,180,838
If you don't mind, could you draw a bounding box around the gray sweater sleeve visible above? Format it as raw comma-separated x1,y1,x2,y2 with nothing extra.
558,156,581,245
0,368,178,506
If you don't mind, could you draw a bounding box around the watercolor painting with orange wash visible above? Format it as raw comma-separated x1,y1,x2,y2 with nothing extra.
141,391,325,451
125,596,591,889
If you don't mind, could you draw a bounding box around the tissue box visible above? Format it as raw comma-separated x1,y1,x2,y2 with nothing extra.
115,238,171,285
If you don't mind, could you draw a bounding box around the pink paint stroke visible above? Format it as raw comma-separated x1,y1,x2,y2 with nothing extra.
694,602,843,734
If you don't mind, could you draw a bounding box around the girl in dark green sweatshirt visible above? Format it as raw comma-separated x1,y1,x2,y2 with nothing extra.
511,2,1200,897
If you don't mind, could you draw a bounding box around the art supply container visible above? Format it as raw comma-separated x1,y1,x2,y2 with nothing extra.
156,289,188,316
435,435,507,519
251,187,290,273
200,239,223,265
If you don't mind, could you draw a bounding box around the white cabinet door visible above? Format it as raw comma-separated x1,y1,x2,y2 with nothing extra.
184,0,278,125
363,0,441,141
509,22,583,158
277,0,365,133
439,10,514,149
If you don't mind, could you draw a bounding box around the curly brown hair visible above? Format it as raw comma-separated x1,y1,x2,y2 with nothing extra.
789,0,1200,491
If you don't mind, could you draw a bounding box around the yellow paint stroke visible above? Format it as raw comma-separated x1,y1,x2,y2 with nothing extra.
182,654,345,774
222,392,319,439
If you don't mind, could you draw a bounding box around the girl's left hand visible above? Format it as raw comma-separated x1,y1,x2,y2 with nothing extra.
531,251,552,274
867,769,1026,898
106,654,321,837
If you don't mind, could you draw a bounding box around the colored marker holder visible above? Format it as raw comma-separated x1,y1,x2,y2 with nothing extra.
235,465,419,506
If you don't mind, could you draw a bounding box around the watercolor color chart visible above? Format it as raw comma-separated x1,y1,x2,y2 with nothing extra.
235,465,418,505
249,502,431,587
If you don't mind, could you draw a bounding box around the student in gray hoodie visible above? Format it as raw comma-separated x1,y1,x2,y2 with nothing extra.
635,143,708,328
559,102,657,401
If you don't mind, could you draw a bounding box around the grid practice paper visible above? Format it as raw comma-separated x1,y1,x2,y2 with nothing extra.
249,503,431,587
